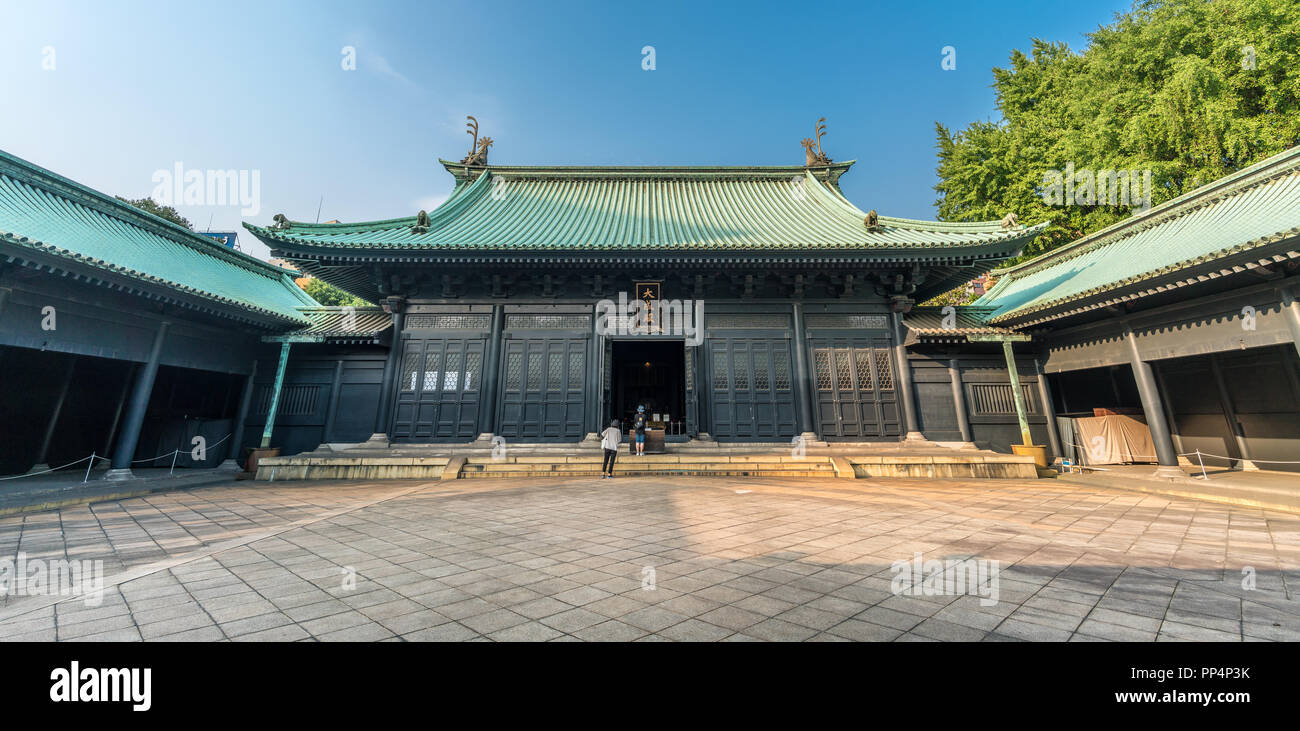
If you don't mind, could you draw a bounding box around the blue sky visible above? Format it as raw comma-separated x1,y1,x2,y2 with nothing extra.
1,0,1133,260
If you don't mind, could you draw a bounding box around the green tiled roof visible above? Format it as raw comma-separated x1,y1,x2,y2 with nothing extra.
0,148,315,326
291,306,392,340
247,161,1044,254
977,145,1300,326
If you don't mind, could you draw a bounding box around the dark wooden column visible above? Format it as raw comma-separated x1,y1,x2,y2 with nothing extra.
1124,327,1183,477
370,301,405,443
890,309,925,441
1208,353,1255,470
323,359,345,443
220,360,258,470
1034,357,1063,458
790,302,817,440
948,357,974,445
479,304,505,439
106,321,169,480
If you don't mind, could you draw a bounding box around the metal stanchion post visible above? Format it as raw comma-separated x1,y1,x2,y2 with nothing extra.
170,449,178,476
1196,449,1207,480
83,453,95,484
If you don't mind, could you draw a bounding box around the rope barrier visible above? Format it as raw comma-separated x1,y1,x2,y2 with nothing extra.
0,433,235,482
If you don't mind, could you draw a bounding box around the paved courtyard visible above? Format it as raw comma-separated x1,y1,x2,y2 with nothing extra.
0,475,1297,641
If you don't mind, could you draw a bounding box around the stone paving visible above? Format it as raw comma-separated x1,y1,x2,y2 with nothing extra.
0,475,1297,642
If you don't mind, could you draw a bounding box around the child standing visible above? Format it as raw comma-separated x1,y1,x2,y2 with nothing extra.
600,419,622,478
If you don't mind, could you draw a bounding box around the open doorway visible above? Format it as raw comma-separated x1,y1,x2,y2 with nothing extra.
610,340,685,437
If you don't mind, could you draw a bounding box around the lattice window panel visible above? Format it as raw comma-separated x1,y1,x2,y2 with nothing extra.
773,351,791,390
443,352,461,391
969,384,1037,415
854,349,874,391
400,352,420,392
814,351,832,390
527,353,542,390
405,314,491,330
733,353,750,390
711,351,729,390
422,352,441,392
685,349,695,391
706,314,791,329
753,355,771,391
548,353,564,391
805,314,889,329
505,353,522,390
464,352,482,391
874,351,894,390
506,314,591,329
835,350,852,390
568,352,584,390
256,384,319,416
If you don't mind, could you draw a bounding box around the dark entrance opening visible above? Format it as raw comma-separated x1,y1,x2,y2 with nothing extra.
609,341,686,437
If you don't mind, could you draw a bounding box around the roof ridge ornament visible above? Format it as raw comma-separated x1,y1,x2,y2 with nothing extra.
272,213,291,231
864,209,880,230
801,117,832,167
411,209,431,235
461,116,492,166
1000,212,1019,230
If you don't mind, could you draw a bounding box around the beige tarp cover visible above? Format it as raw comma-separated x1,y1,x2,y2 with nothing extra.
1074,414,1158,465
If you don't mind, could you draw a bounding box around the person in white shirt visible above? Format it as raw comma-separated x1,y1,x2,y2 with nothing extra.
600,419,622,478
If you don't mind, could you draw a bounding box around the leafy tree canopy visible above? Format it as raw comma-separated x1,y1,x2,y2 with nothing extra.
933,0,1300,269
301,276,371,307
116,196,193,230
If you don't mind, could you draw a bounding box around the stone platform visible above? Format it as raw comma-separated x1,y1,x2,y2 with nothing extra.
254,441,1038,481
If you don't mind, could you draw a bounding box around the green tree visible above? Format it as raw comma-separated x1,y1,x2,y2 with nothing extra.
934,0,1300,269
116,196,193,230
301,277,370,307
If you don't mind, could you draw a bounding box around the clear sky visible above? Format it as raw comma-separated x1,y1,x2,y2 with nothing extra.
1,0,1133,261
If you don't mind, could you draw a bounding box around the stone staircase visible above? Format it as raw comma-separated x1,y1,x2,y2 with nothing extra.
253,447,1038,481
459,454,839,479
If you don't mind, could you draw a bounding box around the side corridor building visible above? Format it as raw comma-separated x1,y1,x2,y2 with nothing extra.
2,144,1298,477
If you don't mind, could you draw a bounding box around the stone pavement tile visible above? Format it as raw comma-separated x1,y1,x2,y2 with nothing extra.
1082,607,1162,632
650,594,722,618
233,624,312,642
511,597,572,620
776,605,849,632
377,610,451,635
220,611,297,638
1156,621,1240,642
152,626,226,642
360,598,426,621
852,606,924,632
733,594,797,618
572,620,649,642
1074,619,1158,642
300,610,373,637
66,627,144,642
436,598,500,621
402,622,479,642
585,594,651,619
553,586,614,607
459,608,529,635
285,599,352,623
540,607,608,633
1161,607,1240,634
58,613,139,640
826,618,903,642
696,605,765,632
743,618,819,642
1,627,57,641
620,606,692,633
993,618,1073,642
488,622,567,642
658,618,734,642
139,612,218,639
317,623,396,642
912,617,990,642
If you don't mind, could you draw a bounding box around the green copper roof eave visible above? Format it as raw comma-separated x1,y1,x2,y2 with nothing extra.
0,149,301,281
436,158,859,178
977,144,1300,326
247,164,1045,254
0,148,315,326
